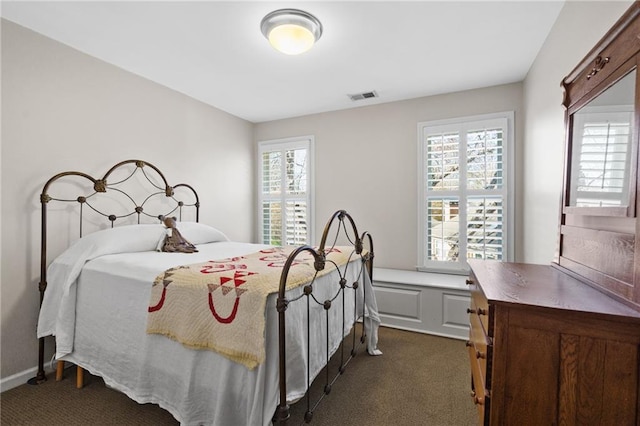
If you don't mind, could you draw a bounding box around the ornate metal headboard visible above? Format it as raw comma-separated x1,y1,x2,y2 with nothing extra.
32,159,199,384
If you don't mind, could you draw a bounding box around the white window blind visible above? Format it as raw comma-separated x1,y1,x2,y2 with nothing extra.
418,113,513,273
570,108,633,207
258,137,313,246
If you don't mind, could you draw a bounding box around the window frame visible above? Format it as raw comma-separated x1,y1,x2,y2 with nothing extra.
417,112,515,274
257,135,315,246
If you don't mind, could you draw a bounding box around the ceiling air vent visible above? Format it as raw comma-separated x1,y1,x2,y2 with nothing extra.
348,90,378,101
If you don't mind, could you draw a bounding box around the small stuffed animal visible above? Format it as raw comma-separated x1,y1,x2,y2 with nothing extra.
160,216,198,253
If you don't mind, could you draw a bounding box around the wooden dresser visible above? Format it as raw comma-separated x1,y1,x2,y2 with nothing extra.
467,260,640,425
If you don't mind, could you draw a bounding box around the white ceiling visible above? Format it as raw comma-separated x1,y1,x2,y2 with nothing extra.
1,1,565,123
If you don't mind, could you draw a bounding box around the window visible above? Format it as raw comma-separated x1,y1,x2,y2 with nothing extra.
418,112,514,274
258,136,314,246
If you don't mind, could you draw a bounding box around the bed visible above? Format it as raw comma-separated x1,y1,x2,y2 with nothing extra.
32,159,381,425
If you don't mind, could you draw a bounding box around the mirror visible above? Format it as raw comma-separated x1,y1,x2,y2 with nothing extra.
568,69,635,209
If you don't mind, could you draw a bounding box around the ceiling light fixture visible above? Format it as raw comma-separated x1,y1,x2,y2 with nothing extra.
260,8,323,55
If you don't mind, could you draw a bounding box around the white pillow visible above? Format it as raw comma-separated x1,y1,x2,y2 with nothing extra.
71,223,166,256
175,222,229,244
63,222,227,256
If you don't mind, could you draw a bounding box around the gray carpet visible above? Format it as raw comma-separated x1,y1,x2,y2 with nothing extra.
1,326,476,425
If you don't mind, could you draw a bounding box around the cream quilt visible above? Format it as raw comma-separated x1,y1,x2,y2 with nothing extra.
146,246,357,369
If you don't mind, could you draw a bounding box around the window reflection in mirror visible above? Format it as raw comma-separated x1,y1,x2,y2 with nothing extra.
569,69,635,208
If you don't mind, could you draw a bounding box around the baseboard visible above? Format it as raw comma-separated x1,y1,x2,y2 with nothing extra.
379,322,468,341
1,366,53,393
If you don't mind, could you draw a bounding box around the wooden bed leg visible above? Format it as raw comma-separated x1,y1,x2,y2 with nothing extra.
55,360,65,381
76,366,84,389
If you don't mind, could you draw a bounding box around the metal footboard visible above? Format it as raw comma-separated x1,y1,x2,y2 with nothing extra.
273,210,375,425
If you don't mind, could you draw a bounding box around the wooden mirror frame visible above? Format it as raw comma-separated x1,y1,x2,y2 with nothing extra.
557,2,640,310
564,66,637,217
561,4,640,218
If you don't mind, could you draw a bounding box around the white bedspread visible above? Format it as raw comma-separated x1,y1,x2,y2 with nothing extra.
37,224,380,426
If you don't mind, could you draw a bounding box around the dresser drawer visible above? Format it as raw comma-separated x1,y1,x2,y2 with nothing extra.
468,342,489,424
468,311,493,390
468,275,491,337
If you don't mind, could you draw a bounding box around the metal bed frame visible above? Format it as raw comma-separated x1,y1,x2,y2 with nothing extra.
31,159,376,425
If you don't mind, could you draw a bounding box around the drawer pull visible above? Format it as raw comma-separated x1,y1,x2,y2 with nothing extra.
476,350,486,360
465,340,472,348
465,279,474,285
468,307,486,316
473,395,484,406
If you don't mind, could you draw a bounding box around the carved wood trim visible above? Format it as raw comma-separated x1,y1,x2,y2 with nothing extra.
562,2,640,109
563,2,640,89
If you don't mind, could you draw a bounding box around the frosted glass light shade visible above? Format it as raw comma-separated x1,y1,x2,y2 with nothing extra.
268,24,315,55
261,9,322,55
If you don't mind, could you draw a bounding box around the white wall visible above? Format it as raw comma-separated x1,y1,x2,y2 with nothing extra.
1,20,254,379
522,0,633,264
254,84,524,269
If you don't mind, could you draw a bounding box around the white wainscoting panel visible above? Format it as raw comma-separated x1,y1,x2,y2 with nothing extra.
373,286,421,321
372,268,470,340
